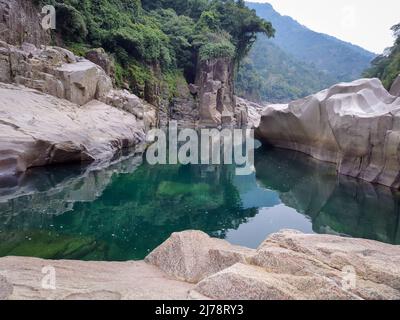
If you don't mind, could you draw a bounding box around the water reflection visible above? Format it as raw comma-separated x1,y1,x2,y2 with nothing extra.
0,146,399,261
255,148,400,244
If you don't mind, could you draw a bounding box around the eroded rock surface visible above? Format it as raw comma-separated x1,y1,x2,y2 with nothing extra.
1,230,399,300
0,83,146,176
0,41,112,106
191,230,400,300
0,0,50,47
194,58,236,126
236,97,264,128
0,258,193,300
145,230,255,283
256,78,400,188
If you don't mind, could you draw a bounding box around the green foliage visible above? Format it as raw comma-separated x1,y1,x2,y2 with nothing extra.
364,23,400,89
55,3,88,42
66,42,91,57
199,40,235,61
41,0,274,101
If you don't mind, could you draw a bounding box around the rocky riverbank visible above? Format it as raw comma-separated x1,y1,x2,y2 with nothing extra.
0,230,399,300
0,41,157,178
256,78,400,189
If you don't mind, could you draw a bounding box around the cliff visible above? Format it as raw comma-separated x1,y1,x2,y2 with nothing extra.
0,0,50,46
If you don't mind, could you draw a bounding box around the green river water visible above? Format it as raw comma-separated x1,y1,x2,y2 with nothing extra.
0,146,399,261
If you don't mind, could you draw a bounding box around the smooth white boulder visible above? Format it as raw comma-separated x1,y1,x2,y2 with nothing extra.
256,78,400,188
0,83,146,176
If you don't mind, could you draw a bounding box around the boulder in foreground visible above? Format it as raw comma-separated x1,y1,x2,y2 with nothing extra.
145,230,255,283
1,230,399,300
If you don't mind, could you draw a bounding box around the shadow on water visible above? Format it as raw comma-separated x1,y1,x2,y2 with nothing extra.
0,146,399,261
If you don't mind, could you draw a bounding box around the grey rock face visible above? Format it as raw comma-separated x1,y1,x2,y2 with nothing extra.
85,48,115,79
256,78,400,189
0,83,146,176
195,58,236,126
191,230,400,300
0,41,157,175
0,0,50,47
0,41,113,106
390,75,400,97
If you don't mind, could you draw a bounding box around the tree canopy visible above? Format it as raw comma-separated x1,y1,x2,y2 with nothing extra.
364,23,400,89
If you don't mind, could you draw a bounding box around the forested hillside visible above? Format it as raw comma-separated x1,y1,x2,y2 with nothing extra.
364,23,400,90
236,37,336,102
33,0,273,105
236,2,375,103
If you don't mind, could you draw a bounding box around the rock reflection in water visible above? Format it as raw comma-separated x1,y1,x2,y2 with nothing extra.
255,147,400,245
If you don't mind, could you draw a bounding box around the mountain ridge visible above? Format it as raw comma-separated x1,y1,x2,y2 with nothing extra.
236,2,376,103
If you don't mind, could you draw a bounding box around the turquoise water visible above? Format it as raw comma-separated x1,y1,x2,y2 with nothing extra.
0,146,399,261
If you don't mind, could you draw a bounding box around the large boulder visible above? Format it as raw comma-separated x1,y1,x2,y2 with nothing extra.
262,230,400,292
0,83,145,176
390,75,400,97
0,41,114,106
55,60,112,105
193,263,359,300
256,78,400,188
145,230,255,283
190,229,400,300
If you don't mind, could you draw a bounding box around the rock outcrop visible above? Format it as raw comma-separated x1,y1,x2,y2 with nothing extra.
194,58,236,126
0,0,50,47
1,230,399,300
0,41,112,106
256,78,400,189
0,83,145,177
145,230,255,283
146,230,400,300
0,41,157,175
85,48,115,79
236,97,264,128
390,75,400,97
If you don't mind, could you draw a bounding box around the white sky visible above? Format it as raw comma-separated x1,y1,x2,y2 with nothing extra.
251,0,400,53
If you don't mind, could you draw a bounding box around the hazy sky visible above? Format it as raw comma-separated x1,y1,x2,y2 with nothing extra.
250,0,400,53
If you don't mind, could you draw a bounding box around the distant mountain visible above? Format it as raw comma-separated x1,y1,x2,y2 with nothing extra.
236,2,376,102
236,39,337,103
